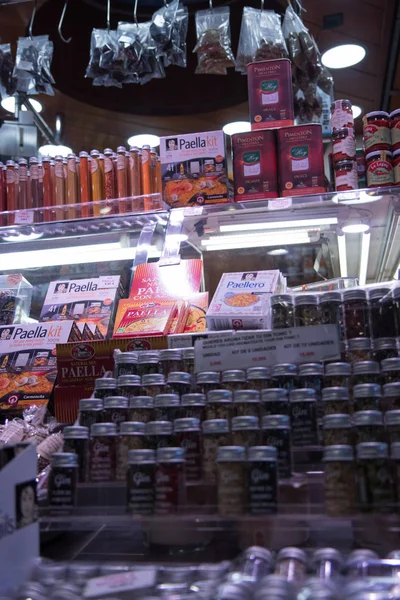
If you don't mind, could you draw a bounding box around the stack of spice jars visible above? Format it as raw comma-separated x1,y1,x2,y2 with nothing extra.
363,109,400,188
331,99,358,192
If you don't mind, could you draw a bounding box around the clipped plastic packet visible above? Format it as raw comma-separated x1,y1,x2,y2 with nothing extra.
0,43,16,98
13,35,55,95
137,21,166,84
86,28,123,88
193,7,235,75
115,21,165,85
150,0,188,68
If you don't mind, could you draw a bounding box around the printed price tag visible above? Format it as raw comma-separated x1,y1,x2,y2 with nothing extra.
84,568,156,598
268,198,292,211
183,207,203,216
14,210,34,224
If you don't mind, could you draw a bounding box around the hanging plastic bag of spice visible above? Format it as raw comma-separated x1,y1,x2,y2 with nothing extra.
115,22,145,84
0,43,16,99
13,35,55,95
136,21,166,84
193,6,235,75
86,28,123,88
150,0,188,68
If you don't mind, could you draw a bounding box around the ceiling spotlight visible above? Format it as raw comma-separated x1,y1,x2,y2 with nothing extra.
267,248,289,256
352,105,362,119
127,134,160,148
342,222,370,233
38,144,72,158
1,96,43,114
222,121,251,136
322,44,366,69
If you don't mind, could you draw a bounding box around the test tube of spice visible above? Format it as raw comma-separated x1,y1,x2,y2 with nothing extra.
150,147,157,193
41,157,51,221
129,146,141,209
103,148,116,207
66,154,78,219
99,152,105,199
5,161,16,223
0,162,4,213
141,145,152,210
90,150,102,216
54,155,65,218
17,158,28,209
79,151,91,218
125,151,132,212
29,157,40,211
116,146,128,210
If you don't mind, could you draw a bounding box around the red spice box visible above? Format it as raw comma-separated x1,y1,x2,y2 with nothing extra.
277,124,326,196
231,130,278,201
248,59,294,131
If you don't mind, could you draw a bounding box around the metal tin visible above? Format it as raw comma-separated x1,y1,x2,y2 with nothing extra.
79,398,103,410
115,352,138,364
248,445,277,461
120,421,145,434
168,371,191,383
290,388,316,401
51,452,78,467
91,423,118,436
222,370,246,382
146,421,173,435
232,416,259,430
128,449,156,463
129,396,153,408
159,349,182,361
181,393,206,405
173,417,200,432
325,362,351,376
142,374,165,385
272,364,297,376
356,441,388,458
202,419,230,434
299,363,324,375
353,361,380,374
157,447,185,462
104,396,129,408
196,371,220,383
95,378,117,389
323,444,354,461
217,446,246,461
247,367,270,379
138,351,159,363
208,389,232,402
63,426,89,439
117,375,141,386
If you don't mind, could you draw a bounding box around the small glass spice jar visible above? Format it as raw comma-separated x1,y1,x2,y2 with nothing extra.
103,396,129,430
146,420,173,450
182,347,195,377
390,109,400,150
222,369,247,392
354,410,384,444
217,446,246,516
89,423,118,483
343,289,370,339
334,159,358,191
114,351,138,378
294,294,320,327
384,410,400,444
261,415,292,478
233,390,260,418
159,349,183,377
346,338,373,364
63,425,89,483
363,111,391,153
231,416,260,448
94,377,118,399
323,444,356,516
180,393,206,420
271,294,294,330
381,357,400,384
117,421,146,480
391,443,400,504
128,396,154,422
319,292,344,340
154,393,180,421
78,398,103,429
247,446,278,515
298,363,324,398
274,547,307,585
312,548,343,580
356,442,394,513
332,128,356,163
383,383,400,412
196,371,220,395
322,414,353,446
237,546,274,581
289,388,319,446
173,417,202,481
117,375,142,398
375,338,398,362
345,549,380,577
366,150,394,187
321,387,350,415
202,419,231,484
261,388,289,417
167,371,191,396
155,447,186,515
353,361,380,386
353,383,381,412
324,362,351,388
142,373,166,397
331,99,354,130
127,449,155,515
246,367,271,392
368,287,396,339
206,389,232,421
271,363,297,391
48,453,78,510
137,351,160,377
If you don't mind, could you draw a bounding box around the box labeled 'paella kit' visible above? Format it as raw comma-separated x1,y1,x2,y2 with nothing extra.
159,130,228,207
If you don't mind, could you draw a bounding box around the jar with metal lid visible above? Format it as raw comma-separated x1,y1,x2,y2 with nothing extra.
366,150,394,187
261,388,289,416
321,387,350,415
271,294,294,330
173,417,201,481
294,294,320,327
323,414,353,446
391,443,400,505
312,548,343,579
343,289,370,339
247,446,278,515
347,338,373,363
323,444,356,516
354,410,384,444
324,362,351,388
117,421,146,480
353,361,380,386
298,363,324,398
333,128,356,163
384,410,400,444
233,390,260,418
222,369,247,392
137,351,160,377
159,349,183,377
231,416,260,448
363,111,391,153
390,109,400,151
94,377,118,399
103,396,129,429
89,423,117,482
180,393,206,420
128,396,154,422
275,547,307,584
334,159,358,191
182,347,195,376
356,148,367,187
114,351,138,378
154,393,180,421
394,148,400,185
206,389,232,420
78,398,103,429
217,446,246,516
356,442,394,513
319,292,344,339
383,382,400,412
117,374,142,398
368,287,396,339
255,576,296,600
218,582,253,600
237,546,274,581
202,419,231,484
48,453,78,509
271,363,297,391
167,371,192,396
381,357,400,384
246,367,271,392
196,371,221,395
127,449,155,515
289,388,319,446
353,383,381,412
145,420,173,450
345,549,381,578
331,99,354,131
142,373,166,397
155,447,186,515
261,415,292,478
375,338,398,362
63,425,89,482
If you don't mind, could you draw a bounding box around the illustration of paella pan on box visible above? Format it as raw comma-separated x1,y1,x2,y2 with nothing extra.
223,292,260,308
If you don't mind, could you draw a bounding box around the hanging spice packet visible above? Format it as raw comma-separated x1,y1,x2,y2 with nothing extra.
13,35,55,95
86,28,123,88
150,0,188,68
0,43,16,99
193,7,235,75
115,22,145,84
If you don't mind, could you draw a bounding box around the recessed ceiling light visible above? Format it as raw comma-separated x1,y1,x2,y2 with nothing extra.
38,144,72,158
342,223,370,233
322,44,366,69
222,121,251,136
1,96,43,113
267,248,289,256
127,134,160,148
352,105,362,119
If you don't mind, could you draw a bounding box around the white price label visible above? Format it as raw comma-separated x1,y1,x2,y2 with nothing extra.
268,198,292,211
14,210,34,224
84,568,156,598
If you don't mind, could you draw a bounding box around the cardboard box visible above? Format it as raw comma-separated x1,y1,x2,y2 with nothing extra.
160,131,228,207
248,59,294,130
113,299,177,338
130,260,202,301
54,383,94,424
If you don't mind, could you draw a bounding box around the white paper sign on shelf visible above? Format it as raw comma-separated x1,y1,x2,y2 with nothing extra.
14,210,34,225
268,198,292,211
194,325,340,372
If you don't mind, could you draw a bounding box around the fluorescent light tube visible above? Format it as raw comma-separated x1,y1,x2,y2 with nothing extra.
202,230,313,247
359,232,371,286
337,234,348,278
220,217,338,233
